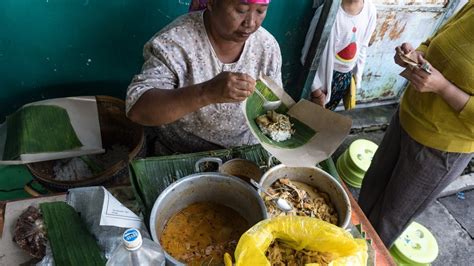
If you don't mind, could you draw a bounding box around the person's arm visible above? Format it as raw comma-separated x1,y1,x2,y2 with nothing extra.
128,84,208,126
353,4,377,88
406,56,471,113
310,21,336,107
126,41,254,127
128,72,254,126
438,82,472,114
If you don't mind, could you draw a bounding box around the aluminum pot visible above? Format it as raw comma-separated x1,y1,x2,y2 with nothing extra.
259,164,351,228
150,172,268,265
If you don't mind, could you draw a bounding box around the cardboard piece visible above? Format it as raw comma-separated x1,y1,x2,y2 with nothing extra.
244,75,352,167
0,96,104,165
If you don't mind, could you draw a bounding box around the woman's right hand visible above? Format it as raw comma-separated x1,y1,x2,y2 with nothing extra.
394,43,419,67
203,72,256,104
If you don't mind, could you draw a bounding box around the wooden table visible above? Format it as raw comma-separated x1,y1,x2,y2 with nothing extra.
1,170,396,265
320,159,396,266
342,181,396,266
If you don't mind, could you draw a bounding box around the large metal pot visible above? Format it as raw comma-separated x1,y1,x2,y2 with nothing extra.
259,164,351,228
150,172,267,265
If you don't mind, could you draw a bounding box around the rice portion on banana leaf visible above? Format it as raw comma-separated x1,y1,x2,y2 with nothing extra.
255,111,295,142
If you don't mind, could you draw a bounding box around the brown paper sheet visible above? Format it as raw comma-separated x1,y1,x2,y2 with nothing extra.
245,75,352,167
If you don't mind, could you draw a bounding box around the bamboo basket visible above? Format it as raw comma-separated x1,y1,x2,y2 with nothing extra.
26,96,145,191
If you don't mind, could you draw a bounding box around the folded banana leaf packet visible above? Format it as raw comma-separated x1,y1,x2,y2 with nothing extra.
243,75,352,167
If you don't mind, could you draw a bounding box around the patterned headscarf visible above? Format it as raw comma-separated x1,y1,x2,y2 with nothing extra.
189,0,271,12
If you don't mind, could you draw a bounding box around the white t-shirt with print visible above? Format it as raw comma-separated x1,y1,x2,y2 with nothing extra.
302,0,377,102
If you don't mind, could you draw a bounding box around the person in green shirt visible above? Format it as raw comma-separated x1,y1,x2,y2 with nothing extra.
358,1,473,247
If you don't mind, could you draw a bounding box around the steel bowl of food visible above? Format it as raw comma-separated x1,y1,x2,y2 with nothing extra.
150,173,267,265
259,164,351,228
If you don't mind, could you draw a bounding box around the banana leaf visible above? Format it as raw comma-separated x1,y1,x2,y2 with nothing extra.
3,105,82,160
40,202,106,266
245,81,316,149
129,145,274,215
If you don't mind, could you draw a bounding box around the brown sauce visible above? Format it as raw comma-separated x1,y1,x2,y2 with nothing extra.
159,202,249,265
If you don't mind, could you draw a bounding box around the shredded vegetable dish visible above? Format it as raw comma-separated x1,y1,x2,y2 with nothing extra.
266,240,336,266
264,178,338,225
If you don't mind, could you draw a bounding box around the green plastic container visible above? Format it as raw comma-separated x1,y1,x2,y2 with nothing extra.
336,139,378,188
390,222,439,266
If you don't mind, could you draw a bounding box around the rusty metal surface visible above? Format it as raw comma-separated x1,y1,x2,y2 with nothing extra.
372,0,446,7
357,5,451,104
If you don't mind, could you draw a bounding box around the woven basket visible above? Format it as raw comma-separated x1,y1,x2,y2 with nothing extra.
26,96,145,191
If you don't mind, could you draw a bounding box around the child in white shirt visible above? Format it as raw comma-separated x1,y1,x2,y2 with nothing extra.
302,0,377,110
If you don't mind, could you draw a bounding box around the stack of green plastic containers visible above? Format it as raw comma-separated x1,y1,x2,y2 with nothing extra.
390,222,439,265
336,139,378,188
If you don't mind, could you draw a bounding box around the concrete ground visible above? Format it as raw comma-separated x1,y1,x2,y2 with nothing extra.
333,104,474,265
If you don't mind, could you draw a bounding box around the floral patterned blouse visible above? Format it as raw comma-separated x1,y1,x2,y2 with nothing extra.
126,11,282,153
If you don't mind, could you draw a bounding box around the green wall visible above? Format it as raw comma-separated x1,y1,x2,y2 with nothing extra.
0,0,313,120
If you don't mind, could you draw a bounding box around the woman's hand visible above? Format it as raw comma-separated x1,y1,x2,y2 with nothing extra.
394,43,424,68
203,72,256,104
404,55,470,112
310,89,326,108
405,56,449,94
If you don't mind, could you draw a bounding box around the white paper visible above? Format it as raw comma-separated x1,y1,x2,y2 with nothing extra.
100,187,142,228
0,96,104,165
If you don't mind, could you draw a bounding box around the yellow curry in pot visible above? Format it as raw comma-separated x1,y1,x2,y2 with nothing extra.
160,202,249,265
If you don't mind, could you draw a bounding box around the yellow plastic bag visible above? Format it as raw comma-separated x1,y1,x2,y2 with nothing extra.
227,216,367,266
343,76,356,110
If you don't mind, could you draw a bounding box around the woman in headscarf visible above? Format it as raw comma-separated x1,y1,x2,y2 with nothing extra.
126,0,281,155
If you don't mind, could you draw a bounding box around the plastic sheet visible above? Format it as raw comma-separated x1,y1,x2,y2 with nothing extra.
228,216,367,266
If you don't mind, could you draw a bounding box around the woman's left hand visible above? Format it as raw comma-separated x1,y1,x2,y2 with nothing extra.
406,55,450,94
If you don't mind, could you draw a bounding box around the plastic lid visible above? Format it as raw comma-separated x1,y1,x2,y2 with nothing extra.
336,156,362,188
392,222,439,264
348,139,378,172
123,228,143,250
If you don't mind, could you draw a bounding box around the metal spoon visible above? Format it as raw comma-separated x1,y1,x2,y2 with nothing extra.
250,179,293,212
254,89,282,111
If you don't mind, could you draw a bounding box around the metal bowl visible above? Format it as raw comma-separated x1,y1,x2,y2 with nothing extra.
149,172,268,265
259,164,351,228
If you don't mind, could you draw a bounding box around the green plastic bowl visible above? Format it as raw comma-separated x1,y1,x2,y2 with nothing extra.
337,154,363,188
348,139,378,172
336,139,378,188
390,222,439,265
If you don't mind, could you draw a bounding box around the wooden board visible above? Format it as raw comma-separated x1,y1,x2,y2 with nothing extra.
341,181,396,266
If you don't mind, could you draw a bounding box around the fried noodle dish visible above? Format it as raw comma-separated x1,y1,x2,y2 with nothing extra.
266,240,336,266
264,178,338,225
